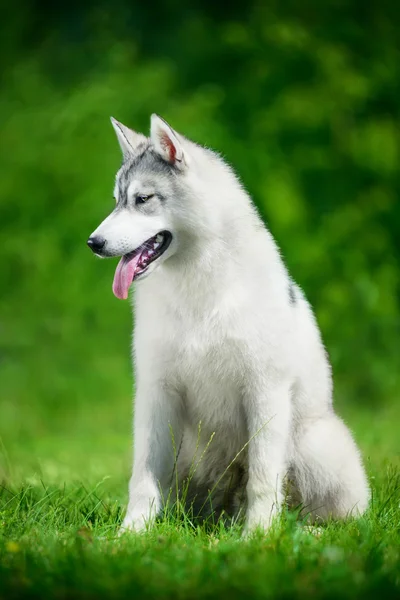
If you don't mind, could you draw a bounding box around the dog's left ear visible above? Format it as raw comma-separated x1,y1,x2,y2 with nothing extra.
150,114,186,168
110,117,146,158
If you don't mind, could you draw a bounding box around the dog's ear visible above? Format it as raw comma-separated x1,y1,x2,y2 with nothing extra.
110,117,146,158
150,114,186,168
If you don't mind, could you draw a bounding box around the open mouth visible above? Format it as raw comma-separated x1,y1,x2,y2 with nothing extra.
112,231,172,300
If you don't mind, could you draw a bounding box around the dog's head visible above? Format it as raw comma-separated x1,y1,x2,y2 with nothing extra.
88,115,194,299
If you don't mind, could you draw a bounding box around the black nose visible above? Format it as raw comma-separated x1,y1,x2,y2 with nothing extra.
87,235,106,253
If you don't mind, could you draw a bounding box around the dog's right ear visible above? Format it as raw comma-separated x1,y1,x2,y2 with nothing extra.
110,117,146,158
150,114,186,169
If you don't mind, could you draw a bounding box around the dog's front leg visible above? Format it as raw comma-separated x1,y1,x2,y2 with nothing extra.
243,376,292,535
120,384,182,534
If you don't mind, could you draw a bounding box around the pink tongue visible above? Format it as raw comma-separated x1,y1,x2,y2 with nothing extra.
112,252,142,300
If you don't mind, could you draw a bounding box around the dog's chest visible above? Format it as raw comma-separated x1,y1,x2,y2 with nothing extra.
172,323,248,436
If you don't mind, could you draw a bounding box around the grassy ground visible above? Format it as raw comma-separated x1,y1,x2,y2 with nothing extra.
1,397,399,599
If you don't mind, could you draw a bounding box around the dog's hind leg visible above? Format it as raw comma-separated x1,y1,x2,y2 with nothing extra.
290,414,370,522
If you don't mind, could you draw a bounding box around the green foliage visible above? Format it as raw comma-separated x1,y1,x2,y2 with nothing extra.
1,3,399,429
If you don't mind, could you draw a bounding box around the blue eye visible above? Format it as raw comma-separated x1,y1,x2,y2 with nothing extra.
136,194,153,205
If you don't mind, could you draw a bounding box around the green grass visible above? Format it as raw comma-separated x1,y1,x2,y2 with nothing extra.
1,401,400,599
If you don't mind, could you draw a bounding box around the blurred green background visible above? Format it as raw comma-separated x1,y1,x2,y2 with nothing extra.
0,1,399,484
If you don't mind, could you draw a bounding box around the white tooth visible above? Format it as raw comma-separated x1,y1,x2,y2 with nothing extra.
153,242,160,249
156,234,163,243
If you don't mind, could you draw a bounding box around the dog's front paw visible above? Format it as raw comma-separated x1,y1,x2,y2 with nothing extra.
242,501,280,537
118,513,150,537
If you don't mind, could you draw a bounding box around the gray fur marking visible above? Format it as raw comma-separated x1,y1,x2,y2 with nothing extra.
117,145,177,206
289,281,296,305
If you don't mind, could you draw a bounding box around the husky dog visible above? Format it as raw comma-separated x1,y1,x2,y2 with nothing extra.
87,115,369,534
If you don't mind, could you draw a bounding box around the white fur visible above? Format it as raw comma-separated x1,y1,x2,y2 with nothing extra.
90,115,370,534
